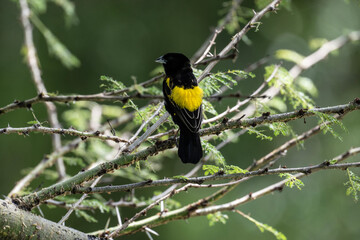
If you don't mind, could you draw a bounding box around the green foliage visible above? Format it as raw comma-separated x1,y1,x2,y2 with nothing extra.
164,198,182,210
62,107,91,131
202,140,226,165
27,0,79,67
21,168,59,181
41,169,59,181
247,127,273,140
275,49,305,65
29,0,77,26
344,169,360,202
143,86,162,96
219,0,292,36
50,0,78,27
309,38,328,51
111,166,158,182
310,111,347,140
82,199,110,213
100,75,139,111
134,103,166,132
239,211,287,240
328,159,339,165
295,77,318,97
279,173,304,190
203,165,221,176
224,165,249,174
202,99,218,117
50,196,111,222
63,156,86,167
265,65,315,109
30,14,80,69
55,196,110,213
218,1,252,35
28,0,47,14
152,191,182,210
267,97,288,112
172,175,189,181
100,75,126,92
75,209,97,223
27,120,39,125
101,105,127,118
197,69,254,97
207,212,228,226
71,140,112,165
254,0,292,11
203,164,248,176
269,122,294,137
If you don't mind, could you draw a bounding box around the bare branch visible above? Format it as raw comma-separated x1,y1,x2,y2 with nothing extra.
58,177,102,225
0,200,101,240
197,0,281,83
200,99,359,137
89,147,360,237
193,149,360,216
237,30,360,119
14,100,360,209
76,160,360,195
0,93,162,115
0,125,128,143
203,63,281,124
192,0,244,62
19,0,66,179
248,112,346,171
8,111,134,197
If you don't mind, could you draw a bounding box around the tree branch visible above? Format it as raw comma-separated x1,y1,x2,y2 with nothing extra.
0,200,103,240
14,100,360,209
237,30,360,119
0,125,128,143
0,93,162,115
192,0,244,63
75,160,360,195
8,111,134,197
19,0,66,179
89,147,360,237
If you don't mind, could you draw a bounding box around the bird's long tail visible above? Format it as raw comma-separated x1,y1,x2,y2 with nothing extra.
178,128,203,164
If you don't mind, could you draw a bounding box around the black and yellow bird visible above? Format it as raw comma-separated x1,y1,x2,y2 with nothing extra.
156,53,203,164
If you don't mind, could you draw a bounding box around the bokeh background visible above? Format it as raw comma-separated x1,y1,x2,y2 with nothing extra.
1,0,360,239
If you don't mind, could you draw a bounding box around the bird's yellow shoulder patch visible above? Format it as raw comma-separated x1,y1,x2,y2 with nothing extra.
170,86,203,112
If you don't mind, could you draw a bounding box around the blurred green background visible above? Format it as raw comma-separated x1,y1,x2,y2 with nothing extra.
1,0,360,239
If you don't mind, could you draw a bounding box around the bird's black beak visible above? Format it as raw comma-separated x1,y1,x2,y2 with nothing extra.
155,56,166,64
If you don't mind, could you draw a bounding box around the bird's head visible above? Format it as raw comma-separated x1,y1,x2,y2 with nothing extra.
156,53,191,76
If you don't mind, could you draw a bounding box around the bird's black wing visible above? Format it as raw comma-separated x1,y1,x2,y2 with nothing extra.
173,103,202,133
163,77,202,133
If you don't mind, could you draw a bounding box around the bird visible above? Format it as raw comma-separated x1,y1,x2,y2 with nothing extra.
156,53,203,164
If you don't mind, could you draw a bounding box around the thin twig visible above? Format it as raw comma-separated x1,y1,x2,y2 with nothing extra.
192,0,244,62
8,111,134,197
14,100,360,209
193,149,360,216
236,30,360,119
75,160,360,195
0,125,128,143
58,177,102,225
19,0,66,179
108,182,200,238
89,147,360,237
45,199,96,211
203,63,281,124
0,93,162,115
119,102,164,154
